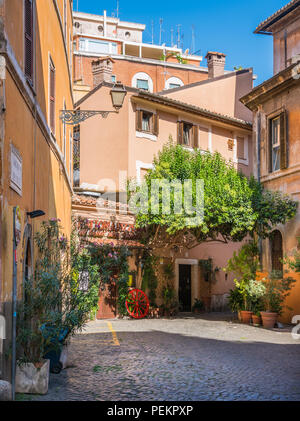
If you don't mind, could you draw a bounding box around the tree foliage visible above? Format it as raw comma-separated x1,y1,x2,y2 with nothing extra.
131,143,298,250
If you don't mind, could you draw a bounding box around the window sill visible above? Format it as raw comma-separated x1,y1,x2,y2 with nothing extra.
136,131,157,141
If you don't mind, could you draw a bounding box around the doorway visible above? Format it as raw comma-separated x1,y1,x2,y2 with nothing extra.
179,264,192,311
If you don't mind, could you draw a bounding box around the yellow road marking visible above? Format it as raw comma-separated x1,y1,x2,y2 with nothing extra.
107,322,120,346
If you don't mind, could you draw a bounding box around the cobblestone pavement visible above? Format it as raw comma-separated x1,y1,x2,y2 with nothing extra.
23,313,300,401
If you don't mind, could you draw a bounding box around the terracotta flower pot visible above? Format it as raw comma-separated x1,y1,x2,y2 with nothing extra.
261,311,278,329
240,310,253,324
252,314,261,326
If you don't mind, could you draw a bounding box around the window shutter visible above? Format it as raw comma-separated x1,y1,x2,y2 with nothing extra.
268,118,273,173
24,0,33,80
153,113,159,136
177,121,183,144
280,111,287,170
136,110,142,131
193,125,198,148
50,61,56,134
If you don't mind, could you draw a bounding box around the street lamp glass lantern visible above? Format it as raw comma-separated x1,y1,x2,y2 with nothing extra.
110,82,127,111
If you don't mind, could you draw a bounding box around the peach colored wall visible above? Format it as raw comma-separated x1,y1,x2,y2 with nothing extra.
79,85,130,191
79,88,252,190
163,70,253,122
74,55,208,93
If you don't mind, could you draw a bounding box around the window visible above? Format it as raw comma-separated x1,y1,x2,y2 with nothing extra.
165,77,184,90
24,0,34,81
270,230,283,273
49,58,56,134
132,72,153,92
271,117,280,172
111,75,116,83
269,112,287,172
183,123,193,146
177,121,198,148
137,79,149,91
136,110,159,136
79,38,118,54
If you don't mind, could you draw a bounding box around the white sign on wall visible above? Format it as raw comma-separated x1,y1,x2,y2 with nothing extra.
10,144,22,196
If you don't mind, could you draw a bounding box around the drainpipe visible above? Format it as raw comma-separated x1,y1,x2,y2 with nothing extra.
11,207,18,401
257,112,263,266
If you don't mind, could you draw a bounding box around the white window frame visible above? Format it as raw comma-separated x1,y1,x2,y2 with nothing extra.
132,72,154,93
165,76,184,90
271,117,281,172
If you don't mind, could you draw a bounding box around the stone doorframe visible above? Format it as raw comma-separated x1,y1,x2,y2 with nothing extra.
175,259,199,310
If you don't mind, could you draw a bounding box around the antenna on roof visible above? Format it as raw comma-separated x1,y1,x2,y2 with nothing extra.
76,0,79,11
159,18,163,45
191,25,195,55
176,24,182,48
171,27,174,46
151,20,154,44
116,0,119,18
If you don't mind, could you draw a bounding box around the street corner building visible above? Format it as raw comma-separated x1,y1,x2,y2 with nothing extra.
241,0,300,322
0,0,74,390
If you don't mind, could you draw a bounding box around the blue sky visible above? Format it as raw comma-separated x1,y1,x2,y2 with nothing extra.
74,0,289,85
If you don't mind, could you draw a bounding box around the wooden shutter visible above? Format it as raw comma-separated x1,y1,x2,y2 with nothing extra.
280,111,287,170
136,110,142,131
177,121,183,144
153,113,159,136
193,125,198,148
49,60,56,133
268,118,273,173
24,0,33,80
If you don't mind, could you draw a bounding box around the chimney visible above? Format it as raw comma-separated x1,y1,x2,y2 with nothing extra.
205,51,226,79
91,57,115,88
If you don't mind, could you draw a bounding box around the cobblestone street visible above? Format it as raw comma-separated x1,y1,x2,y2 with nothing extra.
23,314,300,401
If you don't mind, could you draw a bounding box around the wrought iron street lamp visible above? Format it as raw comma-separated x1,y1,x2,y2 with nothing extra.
60,82,127,125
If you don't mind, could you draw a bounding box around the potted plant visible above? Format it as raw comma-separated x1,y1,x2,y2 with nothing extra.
16,219,101,394
260,271,296,329
192,298,205,314
225,241,262,324
228,285,244,320
252,312,261,326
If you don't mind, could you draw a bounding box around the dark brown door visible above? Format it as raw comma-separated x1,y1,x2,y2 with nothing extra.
179,265,192,311
96,283,116,319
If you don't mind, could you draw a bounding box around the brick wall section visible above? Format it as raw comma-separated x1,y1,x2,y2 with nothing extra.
74,55,208,92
